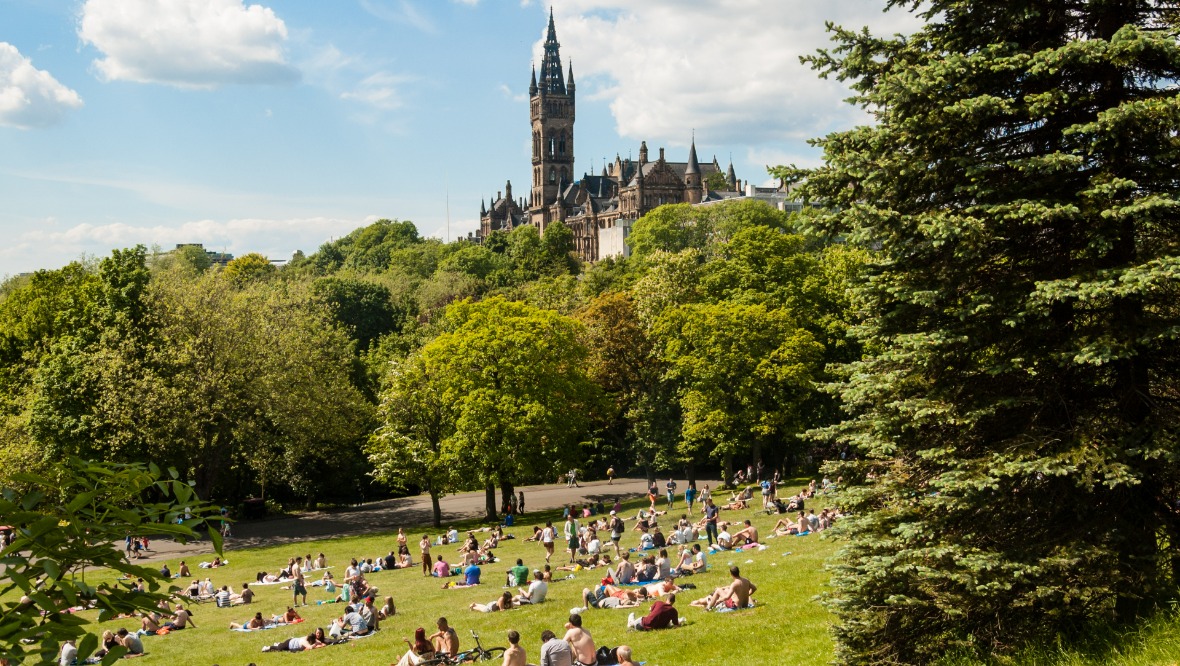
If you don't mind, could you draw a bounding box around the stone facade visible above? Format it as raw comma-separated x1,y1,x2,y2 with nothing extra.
477,9,746,262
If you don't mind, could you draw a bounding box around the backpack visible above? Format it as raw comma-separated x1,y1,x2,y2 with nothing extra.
595,646,619,665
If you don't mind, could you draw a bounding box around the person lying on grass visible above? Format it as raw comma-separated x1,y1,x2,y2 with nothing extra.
626,593,680,631
260,631,325,652
581,584,648,610
272,607,302,625
556,554,612,572
690,565,757,611
229,612,267,630
469,590,515,613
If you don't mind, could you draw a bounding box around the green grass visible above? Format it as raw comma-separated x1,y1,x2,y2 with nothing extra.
53,490,1180,666
71,490,840,665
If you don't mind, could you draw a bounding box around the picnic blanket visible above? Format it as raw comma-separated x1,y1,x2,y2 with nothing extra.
711,600,757,613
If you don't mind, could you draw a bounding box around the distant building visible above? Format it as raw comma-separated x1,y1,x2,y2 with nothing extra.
477,9,798,262
173,243,234,267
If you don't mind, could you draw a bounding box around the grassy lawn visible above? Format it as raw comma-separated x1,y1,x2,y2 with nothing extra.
70,487,840,665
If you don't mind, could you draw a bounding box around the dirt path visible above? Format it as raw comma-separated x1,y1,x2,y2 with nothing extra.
139,477,719,562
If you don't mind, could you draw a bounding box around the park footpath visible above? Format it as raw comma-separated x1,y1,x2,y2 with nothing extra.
138,477,720,563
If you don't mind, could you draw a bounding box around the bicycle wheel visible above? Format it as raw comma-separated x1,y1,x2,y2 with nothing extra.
474,647,505,662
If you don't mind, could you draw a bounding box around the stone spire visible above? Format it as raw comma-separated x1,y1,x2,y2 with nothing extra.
529,64,538,95
685,136,700,175
539,6,565,94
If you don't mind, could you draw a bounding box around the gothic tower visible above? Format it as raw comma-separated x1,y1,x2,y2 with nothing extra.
529,7,575,225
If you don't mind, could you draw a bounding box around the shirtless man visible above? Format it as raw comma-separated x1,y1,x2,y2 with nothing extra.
429,616,459,657
730,519,759,546
139,612,162,634
616,645,639,666
691,565,758,610
165,604,196,630
229,612,266,630
562,614,597,666
613,552,635,584
502,629,526,666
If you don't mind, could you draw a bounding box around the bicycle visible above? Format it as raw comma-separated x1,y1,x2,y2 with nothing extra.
420,630,506,664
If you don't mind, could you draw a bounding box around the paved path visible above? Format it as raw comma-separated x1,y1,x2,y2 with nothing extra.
140,477,719,562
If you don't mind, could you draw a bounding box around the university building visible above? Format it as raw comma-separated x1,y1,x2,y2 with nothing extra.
477,9,795,262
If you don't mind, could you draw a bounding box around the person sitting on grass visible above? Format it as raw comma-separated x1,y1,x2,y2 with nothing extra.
690,565,757,611
393,627,435,666
507,558,530,587
557,554,611,572
234,582,254,605
516,569,549,605
469,590,514,613
138,611,162,635
626,594,680,631
616,645,639,666
338,604,370,637
428,616,459,657
613,552,635,584
229,612,267,630
502,630,527,666
730,519,759,547
380,595,397,620
261,631,324,652
563,613,597,666
432,554,451,578
715,523,733,550
165,603,196,630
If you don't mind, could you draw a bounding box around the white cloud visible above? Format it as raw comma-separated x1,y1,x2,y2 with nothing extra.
2,216,378,272
498,83,527,103
79,0,300,89
341,72,410,110
545,1,919,149
0,42,83,129
359,0,438,34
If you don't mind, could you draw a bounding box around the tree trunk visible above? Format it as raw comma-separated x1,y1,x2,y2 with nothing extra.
430,489,442,528
645,463,656,486
500,480,515,514
685,461,697,486
723,453,734,488
484,482,498,522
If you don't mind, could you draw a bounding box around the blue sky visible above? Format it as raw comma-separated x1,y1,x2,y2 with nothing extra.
0,0,916,275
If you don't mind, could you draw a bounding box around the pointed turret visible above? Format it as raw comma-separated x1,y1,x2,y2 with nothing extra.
685,137,700,175
567,61,575,92
529,64,538,95
480,199,487,216
726,160,737,190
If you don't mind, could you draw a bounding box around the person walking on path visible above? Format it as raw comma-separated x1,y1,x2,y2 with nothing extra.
685,483,697,516
666,479,678,509
518,491,526,515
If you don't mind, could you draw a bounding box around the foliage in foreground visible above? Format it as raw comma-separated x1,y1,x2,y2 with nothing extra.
783,0,1180,662
0,459,219,664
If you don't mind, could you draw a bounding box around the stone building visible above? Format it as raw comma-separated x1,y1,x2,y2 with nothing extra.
478,9,750,262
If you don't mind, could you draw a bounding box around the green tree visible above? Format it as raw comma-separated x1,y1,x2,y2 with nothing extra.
784,0,1180,661
0,458,220,665
221,253,275,284
421,297,600,519
652,302,823,482
172,245,212,273
368,353,458,527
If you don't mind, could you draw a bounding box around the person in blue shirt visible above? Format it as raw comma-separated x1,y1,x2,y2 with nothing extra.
464,563,481,586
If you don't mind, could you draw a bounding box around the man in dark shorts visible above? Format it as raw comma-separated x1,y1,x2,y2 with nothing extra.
609,511,624,555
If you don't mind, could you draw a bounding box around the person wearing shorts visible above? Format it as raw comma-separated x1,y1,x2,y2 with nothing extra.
684,484,697,515
609,511,624,554
541,522,555,563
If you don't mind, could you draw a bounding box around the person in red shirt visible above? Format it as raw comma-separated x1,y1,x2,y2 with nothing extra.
627,594,679,631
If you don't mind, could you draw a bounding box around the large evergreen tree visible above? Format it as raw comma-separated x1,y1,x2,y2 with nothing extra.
784,0,1180,662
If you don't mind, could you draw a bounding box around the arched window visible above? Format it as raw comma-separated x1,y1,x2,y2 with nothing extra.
549,167,556,183
549,138,555,156
559,135,565,155
561,167,569,182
